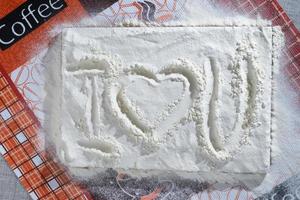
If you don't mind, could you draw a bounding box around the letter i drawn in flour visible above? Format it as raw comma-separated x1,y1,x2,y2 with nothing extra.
91,76,101,136
68,61,105,138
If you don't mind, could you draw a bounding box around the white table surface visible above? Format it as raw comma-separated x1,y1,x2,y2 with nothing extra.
0,1,299,199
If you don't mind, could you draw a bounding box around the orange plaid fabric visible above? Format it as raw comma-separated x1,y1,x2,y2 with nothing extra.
0,67,92,200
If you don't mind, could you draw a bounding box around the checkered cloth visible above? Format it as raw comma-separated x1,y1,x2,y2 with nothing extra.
278,0,300,29
0,70,92,200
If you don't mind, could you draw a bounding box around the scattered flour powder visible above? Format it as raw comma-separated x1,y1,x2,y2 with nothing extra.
44,24,283,188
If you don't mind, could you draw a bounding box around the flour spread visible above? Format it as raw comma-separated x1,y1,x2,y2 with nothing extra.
44,26,279,185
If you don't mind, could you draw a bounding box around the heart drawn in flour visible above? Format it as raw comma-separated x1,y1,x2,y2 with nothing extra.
118,73,189,132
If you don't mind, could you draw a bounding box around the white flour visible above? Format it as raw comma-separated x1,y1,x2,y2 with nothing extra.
44,23,283,189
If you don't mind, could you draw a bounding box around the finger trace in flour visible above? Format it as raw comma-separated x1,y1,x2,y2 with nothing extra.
45,26,279,185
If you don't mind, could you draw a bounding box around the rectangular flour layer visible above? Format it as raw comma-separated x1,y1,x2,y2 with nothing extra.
46,26,276,184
